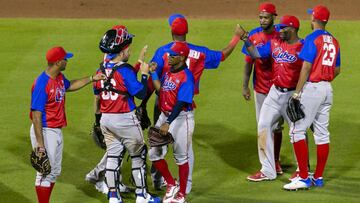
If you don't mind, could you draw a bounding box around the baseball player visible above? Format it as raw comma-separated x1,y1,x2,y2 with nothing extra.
241,2,285,177
30,46,105,203
140,13,243,194
283,5,341,190
84,28,149,195
241,15,304,181
148,41,195,203
93,26,160,203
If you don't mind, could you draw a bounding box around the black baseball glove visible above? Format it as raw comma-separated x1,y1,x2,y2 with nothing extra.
91,123,106,150
286,97,305,122
148,127,174,147
30,147,51,175
136,106,151,130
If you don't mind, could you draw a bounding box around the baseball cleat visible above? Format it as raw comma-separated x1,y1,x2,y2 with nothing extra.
289,170,299,181
247,171,271,182
170,192,186,203
283,177,312,191
185,180,192,195
163,184,179,203
275,161,283,175
311,176,324,187
136,193,161,203
108,191,122,203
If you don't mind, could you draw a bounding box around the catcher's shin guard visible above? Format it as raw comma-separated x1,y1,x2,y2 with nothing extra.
105,152,125,192
131,145,148,195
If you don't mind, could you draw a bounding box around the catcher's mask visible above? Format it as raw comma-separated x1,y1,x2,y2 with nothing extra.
99,25,134,54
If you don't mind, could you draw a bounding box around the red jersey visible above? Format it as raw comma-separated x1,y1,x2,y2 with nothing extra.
159,67,195,112
151,42,223,95
242,26,280,94
299,30,341,82
93,62,143,113
257,38,304,88
30,72,70,128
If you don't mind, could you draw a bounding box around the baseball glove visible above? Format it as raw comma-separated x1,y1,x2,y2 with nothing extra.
136,106,151,130
286,97,305,122
91,123,106,150
148,127,174,147
30,147,51,175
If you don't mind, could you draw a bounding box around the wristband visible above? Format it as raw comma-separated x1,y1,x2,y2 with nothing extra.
90,75,93,82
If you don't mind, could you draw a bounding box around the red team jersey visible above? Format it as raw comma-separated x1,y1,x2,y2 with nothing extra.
93,62,143,113
299,30,341,82
151,42,223,95
242,26,280,94
30,72,70,128
257,38,304,88
159,67,195,112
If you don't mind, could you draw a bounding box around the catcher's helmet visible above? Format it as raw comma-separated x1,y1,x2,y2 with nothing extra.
99,25,134,54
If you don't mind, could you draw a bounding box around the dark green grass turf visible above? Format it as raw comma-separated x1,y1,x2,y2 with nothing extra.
0,18,359,202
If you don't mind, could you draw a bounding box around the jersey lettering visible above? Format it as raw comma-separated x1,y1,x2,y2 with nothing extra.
188,50,201,59
101,69,119,101
272,47,297,63
162,75,177,91
322,42,336,66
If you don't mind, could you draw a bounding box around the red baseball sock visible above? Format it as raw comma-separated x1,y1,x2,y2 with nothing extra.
293,139,309,179
35,185,52,203
314,143,329,179
153,159,175,186
178,162,189,196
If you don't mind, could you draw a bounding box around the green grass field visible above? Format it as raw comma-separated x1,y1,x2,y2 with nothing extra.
0,18,359,203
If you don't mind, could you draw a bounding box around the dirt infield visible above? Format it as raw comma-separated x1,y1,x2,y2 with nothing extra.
0,0,358,20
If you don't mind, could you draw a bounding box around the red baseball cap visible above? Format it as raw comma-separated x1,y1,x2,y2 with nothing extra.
168,14,188,35
307,5,330,22
166,42,190,57
46,46,73,63
279,15,300,29
259,2,277,16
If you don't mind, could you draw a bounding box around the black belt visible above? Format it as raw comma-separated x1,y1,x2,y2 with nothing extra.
274,85,295,92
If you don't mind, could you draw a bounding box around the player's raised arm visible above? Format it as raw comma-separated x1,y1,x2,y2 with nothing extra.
221,24,249,60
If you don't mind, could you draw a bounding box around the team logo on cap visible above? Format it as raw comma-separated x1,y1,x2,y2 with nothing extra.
272,47,297,63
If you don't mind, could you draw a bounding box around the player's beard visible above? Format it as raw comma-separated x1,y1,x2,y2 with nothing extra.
311,22,314,30
60,61,67,71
